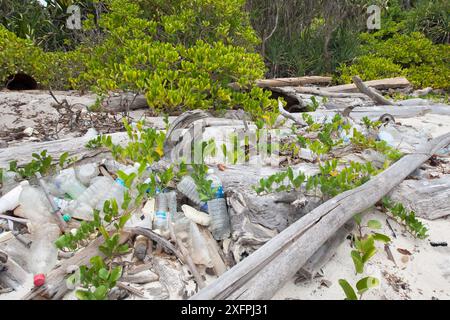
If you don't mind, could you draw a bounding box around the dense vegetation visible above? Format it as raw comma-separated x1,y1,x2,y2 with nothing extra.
0,0,449,111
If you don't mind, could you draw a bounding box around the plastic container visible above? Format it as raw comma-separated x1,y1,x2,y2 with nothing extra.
28,223,60,287
76,163,99,186
177,176,203,205
207,198,230,240
53,168,87,199
165,191,177,220
0,181,29,214
1,171,19,194
153,192,168,236
18,184,56,225
64,177,113,220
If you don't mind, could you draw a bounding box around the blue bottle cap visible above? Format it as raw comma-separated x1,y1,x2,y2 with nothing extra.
200,202,208,213
215,186,224,198
63,214,71,222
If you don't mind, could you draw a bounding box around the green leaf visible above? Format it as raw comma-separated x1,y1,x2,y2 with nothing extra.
98,268,109,280
356,276,379,295
109,266,122,283
338,279,358,300
362,247,377,263
351,250,364,274
118,213,132,229
367,220,382,230
75,289,92,300
372,233,391,243
93,285,108,300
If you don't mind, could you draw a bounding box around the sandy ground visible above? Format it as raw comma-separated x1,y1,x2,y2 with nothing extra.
274,110,450,301
274,209,450,300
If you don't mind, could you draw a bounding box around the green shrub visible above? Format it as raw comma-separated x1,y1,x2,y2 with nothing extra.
0,25,49,86
72,0,276,115
336,32,450,90
336,55,403,84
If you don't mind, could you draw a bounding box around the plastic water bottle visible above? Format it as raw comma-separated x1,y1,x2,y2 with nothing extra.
206,169,230,240
18,184,57,225
0,181,29,214
206,169,222,197
28,223,60,286
53,168,87,199
76,163,99,186
95,163,140,211
1,171,19,194
165,190,177,220
64,177,113,220
153,192,168,236
177,176,203,205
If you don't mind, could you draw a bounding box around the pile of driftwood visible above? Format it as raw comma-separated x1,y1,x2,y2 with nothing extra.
0,76,449,300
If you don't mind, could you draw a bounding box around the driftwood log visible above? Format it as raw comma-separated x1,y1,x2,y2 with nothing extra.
102,93,148,113
229,76,332,90
352,76,395,106
389,175,450,220
191,132,450,300
326,77,411,93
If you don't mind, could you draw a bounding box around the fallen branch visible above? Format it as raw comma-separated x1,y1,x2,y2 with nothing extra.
326,77,411,93
191,132,450,300
352,76,395,106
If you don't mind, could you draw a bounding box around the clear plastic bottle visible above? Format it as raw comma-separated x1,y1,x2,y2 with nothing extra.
96,163,141,211
207,168,225,199
76,163,99,186
28,223,60,286
64,177,113,220
207,197,230,240
205,169,230,240
177,176,202,205
153,192,168,236
19,184,56,225
53,168,87,199
165,190,177,220
1,171,19,194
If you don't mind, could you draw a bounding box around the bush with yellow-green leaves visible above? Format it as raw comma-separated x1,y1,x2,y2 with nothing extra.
336,32,450,90
1,0,278,119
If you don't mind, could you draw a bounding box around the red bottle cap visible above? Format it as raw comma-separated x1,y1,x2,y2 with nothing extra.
34,274,46,287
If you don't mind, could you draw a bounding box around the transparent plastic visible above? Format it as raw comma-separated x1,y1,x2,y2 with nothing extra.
28,223,60,286
19,184,56,225
53,168,87,199
76,163,100,186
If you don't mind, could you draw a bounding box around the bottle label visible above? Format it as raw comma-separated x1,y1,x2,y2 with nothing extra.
155,211,167,219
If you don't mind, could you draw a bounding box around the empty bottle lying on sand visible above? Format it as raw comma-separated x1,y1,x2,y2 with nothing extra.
63,176,113,220
177,175,204,206
28,223,60,286
206,169,230,240
53,168,87,199
19,183,58,225
75,163,100,186
95,163,141,211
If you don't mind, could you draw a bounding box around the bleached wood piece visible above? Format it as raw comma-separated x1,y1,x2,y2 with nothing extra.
190,132,450,300
352,76,395,106
326,77,411,93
